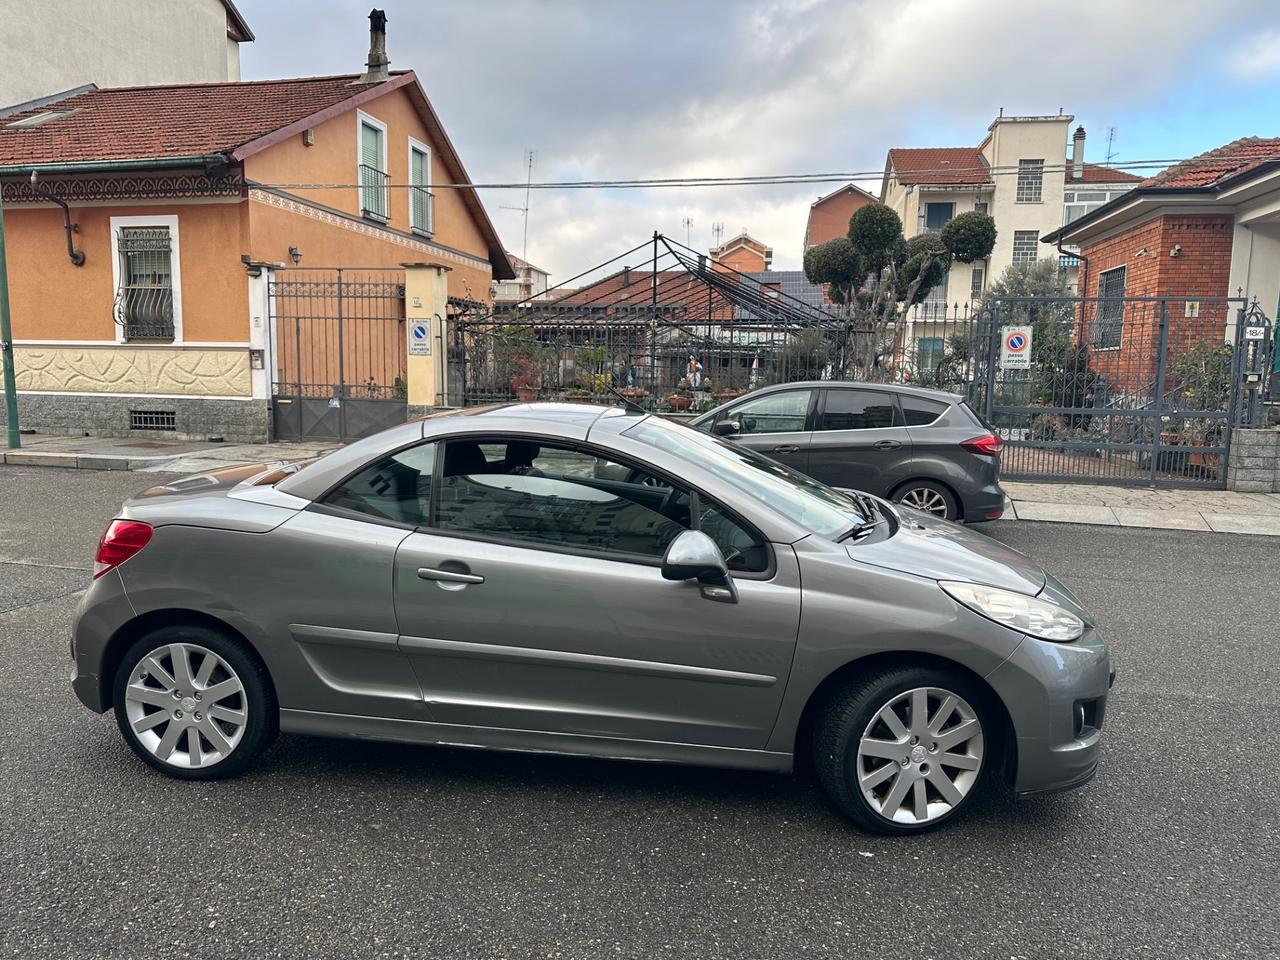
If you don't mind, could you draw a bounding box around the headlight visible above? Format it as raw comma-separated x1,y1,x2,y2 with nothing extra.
940,580,1083,642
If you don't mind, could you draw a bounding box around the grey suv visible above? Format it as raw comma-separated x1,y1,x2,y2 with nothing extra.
690,382,1005,522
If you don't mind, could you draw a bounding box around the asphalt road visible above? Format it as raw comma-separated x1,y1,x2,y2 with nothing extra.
2,465,1277,959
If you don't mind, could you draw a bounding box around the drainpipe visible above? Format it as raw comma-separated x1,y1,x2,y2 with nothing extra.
32,176,85,266
0,187,20,447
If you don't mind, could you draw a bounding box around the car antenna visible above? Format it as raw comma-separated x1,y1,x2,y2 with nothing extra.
603,383,647,415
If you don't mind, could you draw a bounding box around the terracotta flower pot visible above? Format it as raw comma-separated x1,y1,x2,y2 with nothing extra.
515,386,539,402
667,394,693,411
713,389,746,405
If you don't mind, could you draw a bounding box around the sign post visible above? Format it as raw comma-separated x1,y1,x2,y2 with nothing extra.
1000,325,1033,370
0,190,20,448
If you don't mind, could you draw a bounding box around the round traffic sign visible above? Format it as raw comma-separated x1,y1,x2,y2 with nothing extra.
1005,332,1027,352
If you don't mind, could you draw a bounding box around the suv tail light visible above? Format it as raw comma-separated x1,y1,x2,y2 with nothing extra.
960,434,1003,457
94,520,153,579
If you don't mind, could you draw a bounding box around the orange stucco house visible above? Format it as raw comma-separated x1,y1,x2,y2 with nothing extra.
0,37,511,441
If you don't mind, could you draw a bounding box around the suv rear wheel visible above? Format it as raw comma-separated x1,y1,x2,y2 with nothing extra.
892,480,959,520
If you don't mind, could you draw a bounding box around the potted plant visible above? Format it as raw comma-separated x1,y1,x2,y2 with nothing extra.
712,386,747,405
563,387,594,404
667,377,694,411
509,355,542,402
617,386,649,402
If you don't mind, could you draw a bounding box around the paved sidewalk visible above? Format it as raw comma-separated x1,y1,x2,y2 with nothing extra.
1003,481,1280,536
0,433,337,472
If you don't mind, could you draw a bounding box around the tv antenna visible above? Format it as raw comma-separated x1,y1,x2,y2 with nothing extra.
681,216,694,247
1104,127,1118,164
499,149,536,260
711,222,724,249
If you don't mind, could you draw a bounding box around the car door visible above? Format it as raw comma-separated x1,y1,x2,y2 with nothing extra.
713,387,815,472
392,437,803,750
805,387,913,494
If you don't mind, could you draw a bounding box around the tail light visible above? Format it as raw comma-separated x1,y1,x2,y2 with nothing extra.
960,434,1003,457
94,520,153,579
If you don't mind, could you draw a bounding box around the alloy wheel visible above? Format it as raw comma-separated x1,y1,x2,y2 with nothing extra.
898,487,949,517
123,643,247,769
856,686,984,825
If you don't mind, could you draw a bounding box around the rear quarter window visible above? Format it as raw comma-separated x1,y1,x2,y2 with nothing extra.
899,396,950,426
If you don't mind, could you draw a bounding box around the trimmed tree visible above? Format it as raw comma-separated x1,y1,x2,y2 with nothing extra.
804,203,996,381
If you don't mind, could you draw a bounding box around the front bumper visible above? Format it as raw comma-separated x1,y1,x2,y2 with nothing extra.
985,626,1113,796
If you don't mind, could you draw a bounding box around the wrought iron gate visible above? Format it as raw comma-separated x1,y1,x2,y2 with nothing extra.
269,268,407,441
974,295,1274,488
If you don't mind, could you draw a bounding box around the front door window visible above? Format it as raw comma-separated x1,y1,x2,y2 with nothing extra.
725,389,812,435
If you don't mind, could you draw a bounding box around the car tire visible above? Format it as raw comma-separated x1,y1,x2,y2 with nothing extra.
812,666,992,835
892,480,959,521
112,624,277,780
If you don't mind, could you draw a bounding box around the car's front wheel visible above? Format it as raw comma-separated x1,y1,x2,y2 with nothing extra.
112,624,276,779
813,666,991,834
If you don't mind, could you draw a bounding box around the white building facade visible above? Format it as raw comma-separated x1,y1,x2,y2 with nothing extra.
0,0,253,110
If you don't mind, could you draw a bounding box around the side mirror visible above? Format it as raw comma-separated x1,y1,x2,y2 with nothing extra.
662,530,737,603
711,419,741,437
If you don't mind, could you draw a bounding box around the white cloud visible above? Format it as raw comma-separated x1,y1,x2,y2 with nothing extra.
1229,27,1280,79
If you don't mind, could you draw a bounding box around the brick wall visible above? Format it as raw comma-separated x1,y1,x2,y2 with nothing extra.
1078,214,1235,394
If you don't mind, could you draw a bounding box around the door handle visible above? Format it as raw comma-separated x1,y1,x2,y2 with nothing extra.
873,440,902,450
772,444,801,454
417,566,485,585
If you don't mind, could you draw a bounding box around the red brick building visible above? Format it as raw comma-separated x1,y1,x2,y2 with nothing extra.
803,183,876,248
1043,136,1280,392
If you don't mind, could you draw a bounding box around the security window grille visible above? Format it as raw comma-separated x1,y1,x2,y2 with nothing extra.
360,121,388,220
1012,230,1039,265
1016,159,1044,203
116,227,174,340
410,146,433,235
974,201,989,214
130,410,176,431
1096,266,1126,348
970,266,985,299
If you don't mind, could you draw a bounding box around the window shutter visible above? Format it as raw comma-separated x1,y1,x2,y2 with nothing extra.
361,123,381,169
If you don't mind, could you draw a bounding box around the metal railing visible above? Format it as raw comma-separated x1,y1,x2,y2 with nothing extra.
359,164,388,221
410,185,433,235
113,284,174,340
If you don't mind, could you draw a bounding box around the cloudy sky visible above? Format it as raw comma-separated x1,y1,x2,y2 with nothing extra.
240,0,1280,281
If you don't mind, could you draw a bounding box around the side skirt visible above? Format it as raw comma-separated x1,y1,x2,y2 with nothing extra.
279,708,794,773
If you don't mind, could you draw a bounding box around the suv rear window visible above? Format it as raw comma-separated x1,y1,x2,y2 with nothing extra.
960,400,997,433
899,396,949,426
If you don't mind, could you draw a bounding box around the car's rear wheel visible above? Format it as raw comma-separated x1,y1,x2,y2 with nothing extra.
892,480,959,520
813,666,990,834
112,624,276,780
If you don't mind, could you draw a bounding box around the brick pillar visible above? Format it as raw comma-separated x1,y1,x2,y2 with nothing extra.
402,262,451,418
1226,427,1280,492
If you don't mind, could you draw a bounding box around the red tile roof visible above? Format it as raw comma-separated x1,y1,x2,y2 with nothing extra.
0,74,393,166
1140,136,1280,189
887,147,990,185
1065,162,1141,184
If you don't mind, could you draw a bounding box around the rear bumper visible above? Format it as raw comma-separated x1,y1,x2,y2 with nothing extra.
70,569,135,714
960,481,1007,522
986,627,1113,796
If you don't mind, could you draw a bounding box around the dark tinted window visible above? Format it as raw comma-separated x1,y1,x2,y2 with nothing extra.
899,396,949,426
819,390,898,431
323,443,435,525
700,502,769,573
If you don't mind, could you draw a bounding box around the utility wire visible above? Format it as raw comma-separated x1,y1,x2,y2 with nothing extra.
244,153,1277,192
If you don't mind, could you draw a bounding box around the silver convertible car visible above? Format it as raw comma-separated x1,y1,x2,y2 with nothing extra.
72,403,1113,834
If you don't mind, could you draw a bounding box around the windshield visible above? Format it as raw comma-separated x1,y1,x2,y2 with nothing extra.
625,417,867,538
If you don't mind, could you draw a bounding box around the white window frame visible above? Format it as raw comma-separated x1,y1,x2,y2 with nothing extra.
1011,230,1040,266
356,110,389,221
407,136,433,236
110,214,182,344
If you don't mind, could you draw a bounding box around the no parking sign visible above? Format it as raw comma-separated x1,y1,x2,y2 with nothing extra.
408,319,431,356
1000,325,1032,369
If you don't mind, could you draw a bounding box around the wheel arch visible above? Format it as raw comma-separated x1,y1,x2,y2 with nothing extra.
792,650,1017,785
888,476,962,517
98,609,277,713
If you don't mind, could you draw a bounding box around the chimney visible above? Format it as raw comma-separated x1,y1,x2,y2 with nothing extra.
1071,125,1086,180
354,9,390,84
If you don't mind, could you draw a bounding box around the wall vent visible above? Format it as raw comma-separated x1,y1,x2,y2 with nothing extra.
130,410,177,431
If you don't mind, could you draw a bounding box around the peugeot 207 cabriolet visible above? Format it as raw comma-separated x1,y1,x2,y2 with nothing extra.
72,403,1113,834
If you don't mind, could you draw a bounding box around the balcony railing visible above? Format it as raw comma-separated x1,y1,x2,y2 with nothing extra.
114,284,175,340
359,163,389,221
410,184,434,236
